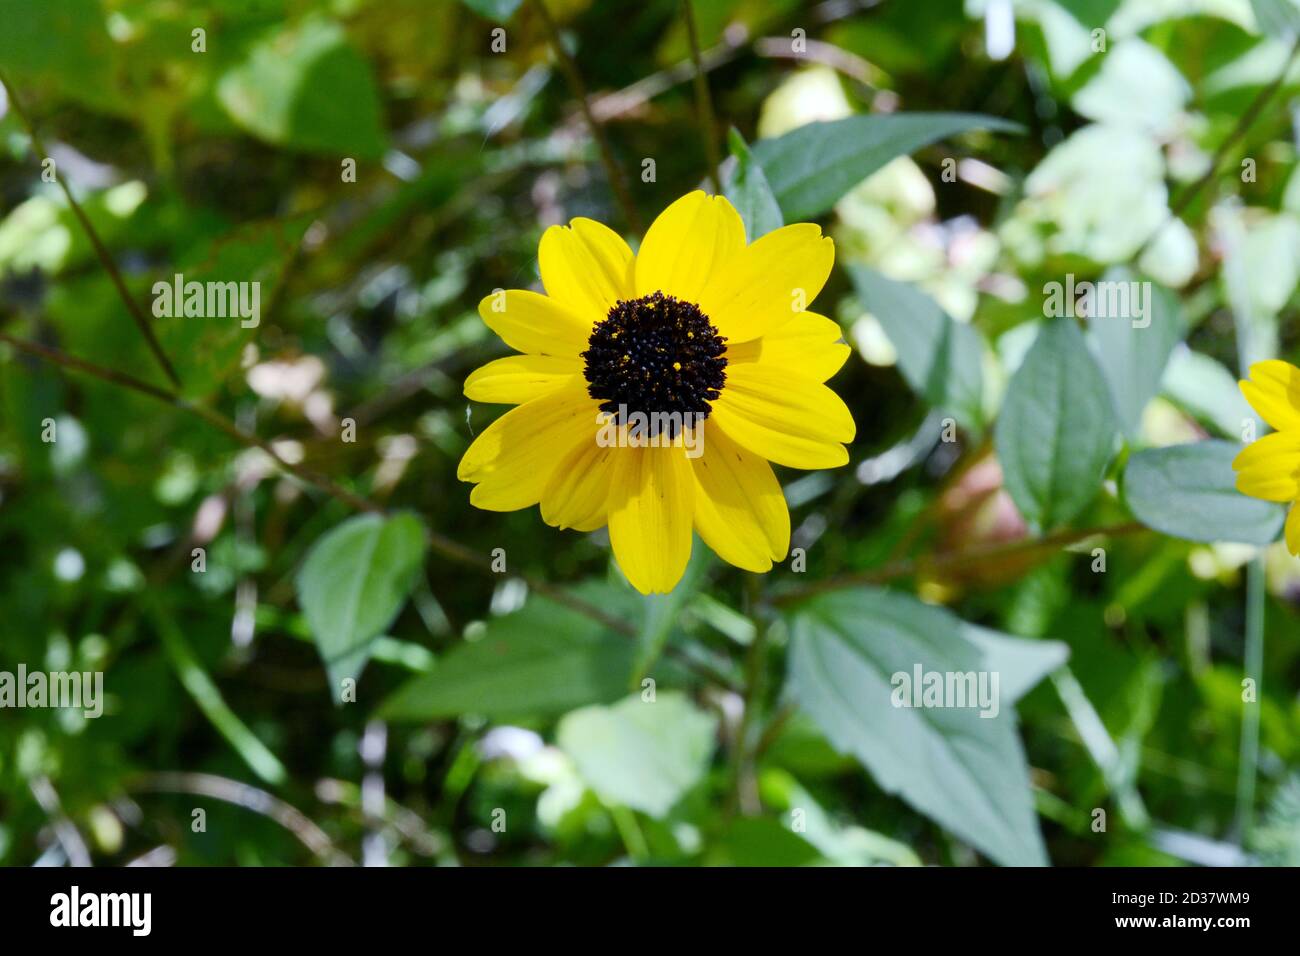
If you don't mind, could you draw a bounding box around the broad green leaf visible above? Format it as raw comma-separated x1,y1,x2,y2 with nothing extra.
723,128,783,242
557,691,718,818
1160,346,1256,438
996,318,1117,531
785,589,1051,867
217,16,387,159
1086,269,1185,440
0,0,118,110
156,215,312,398
380,584,642,721
459,0,524,21
962,625,1069,702
296,513,426,702
849,265,984,431
1123,440,1284,545
752,112,1021,221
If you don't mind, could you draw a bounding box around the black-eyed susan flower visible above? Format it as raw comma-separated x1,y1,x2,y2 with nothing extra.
458,191,855,594
1233,359,1300,551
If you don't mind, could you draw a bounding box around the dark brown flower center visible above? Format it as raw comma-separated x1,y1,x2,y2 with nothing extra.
581,291,727,438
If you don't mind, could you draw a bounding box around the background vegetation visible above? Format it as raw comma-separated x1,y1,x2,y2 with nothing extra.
3,0,1300,867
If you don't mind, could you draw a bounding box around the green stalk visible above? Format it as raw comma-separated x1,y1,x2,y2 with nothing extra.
1234,559,1264,839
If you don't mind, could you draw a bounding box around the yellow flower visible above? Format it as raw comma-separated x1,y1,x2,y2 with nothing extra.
458,191,855,594
1233,359,1300,552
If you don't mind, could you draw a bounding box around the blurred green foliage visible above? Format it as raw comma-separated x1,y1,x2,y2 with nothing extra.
2,0,1300,868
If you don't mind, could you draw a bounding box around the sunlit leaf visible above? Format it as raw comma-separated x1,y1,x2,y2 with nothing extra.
557,691,718,818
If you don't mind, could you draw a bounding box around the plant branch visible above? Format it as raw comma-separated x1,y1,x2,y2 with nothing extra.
682,0,722,193
1136,33,1300,263
0,331,737,684
770,521,1148,606
532,0,642,231
0,70,183,390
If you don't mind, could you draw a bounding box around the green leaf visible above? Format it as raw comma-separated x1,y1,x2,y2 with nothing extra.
962,625,1069,702
996,318,1117,531
217,16,387,159
1086,269,1185,440
1122,440,1284,545
557,691,718,818
848,265,985,431
723,128,783,242
752,112,1021,221
459,0,524,23
785,589,1051,867
1160,346,1256,438
380,584,642,721
0,0,118,110
296,513,426,702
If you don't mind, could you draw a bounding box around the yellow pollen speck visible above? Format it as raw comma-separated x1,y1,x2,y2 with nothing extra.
673,362,682,371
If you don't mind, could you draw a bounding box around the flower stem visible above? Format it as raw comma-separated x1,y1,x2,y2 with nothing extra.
1233,559,1264,840
681,0,722,194
726,575,770,815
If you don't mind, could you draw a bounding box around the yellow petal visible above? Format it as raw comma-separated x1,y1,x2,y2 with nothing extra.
458,386,599,511
725,311,850,383
1287,501,1300,555
1240,360,1300,432
464,354,582,404
1231,431,1300,471
477,290,591,357
539,218,635,320
710,363,855,469
697,223,834,343
691,421,789,572
541,435,617,532
607,444,694,594
634,191,746,303
1232,432,1300,502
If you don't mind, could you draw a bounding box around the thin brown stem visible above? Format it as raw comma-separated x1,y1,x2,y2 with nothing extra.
0,331,736,684
771,521,1147,606
532,0,642,231
682,0,722,193
0,70,182,390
